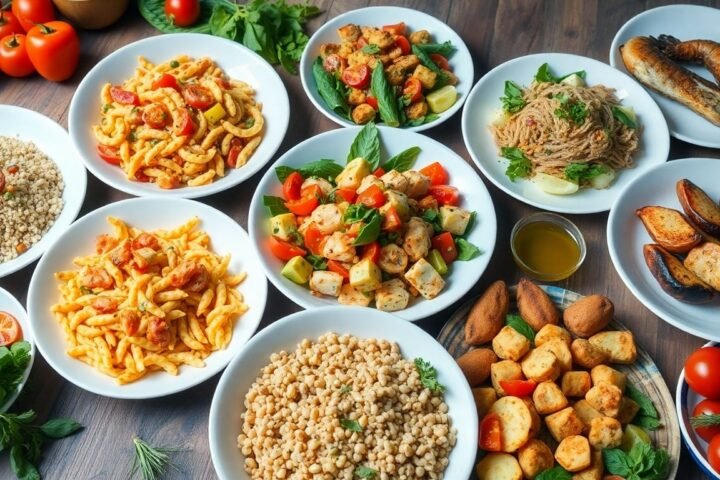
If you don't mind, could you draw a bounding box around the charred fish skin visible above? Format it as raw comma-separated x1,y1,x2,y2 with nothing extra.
620,36,720,126
657,34,720,85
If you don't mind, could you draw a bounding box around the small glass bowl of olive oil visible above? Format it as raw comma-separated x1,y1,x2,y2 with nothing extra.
510,213,586,281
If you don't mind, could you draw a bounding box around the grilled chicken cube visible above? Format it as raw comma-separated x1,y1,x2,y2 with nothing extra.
338,283,373,306
404,258,445,299
439,205,471,235
403,217,433,261
375,279,410,312
309,271,344,297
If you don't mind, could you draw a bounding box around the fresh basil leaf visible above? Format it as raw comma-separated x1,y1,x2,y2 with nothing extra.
353,213,382,246
275,159,343,183
138,0,215,33
343,204,376,224
209,3,241,39
414,358,445,393
14,411,37,424
501,146,532,181
40,419,83,439
455,238,481,261
347,122,381,170
416,41,455,57
10,445,39,480
500,80,526,113
612,106,638,129
340,418,362,432
263,196,290,216
534,63,586,83
535,466,571,480
362,44,380,54
354,465,378,479
371,65,401,127
313,57,351,119
564,163,608,183
505,314,535,343
383,146,420,172
603,448,632,476
411,44,449,86
421,208,443,233
626,384,659,420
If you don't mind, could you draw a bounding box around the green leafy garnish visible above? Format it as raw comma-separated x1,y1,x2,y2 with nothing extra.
0,341,31,406
353,213,382,246
500,80,526,113
535,466,571,480
564,163,609,183
370,65,401,127
505,314,535,343
354,465,378,479
554,93,588,125
131,436,181,480
421,208,443,233
169,60,180,68
313,57,351,119
416,41,455,57
348,122,381,171
275,159,343,184
305,255,327,270
263,195,290,216
411,44,449,86
405,113,440,126
612,106,638,129
414,358,445,393
340,418,362,432
534,63,586,83
340,385,352,394
455,238,481,261
603,442,670,480
343,204,376,224
361,44,380,54
383,146,420,172
625,384,661,430
501,146,532,181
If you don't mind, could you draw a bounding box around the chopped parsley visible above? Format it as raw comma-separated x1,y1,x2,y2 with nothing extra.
553,93,588,125
564,163,609,183
414,358,445,393
501,146,532,181
340,418,362,432
354,466,378,479
500,80,526,113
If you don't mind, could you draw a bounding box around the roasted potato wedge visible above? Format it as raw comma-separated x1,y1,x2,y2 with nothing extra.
677,179,720,238
684,242,720,291
555,435,592,472
588,331,637,364
643,244,715,303
636,205,702,253
476,453,523,480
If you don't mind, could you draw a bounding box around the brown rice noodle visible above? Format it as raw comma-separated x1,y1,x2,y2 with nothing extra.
491,81,639,180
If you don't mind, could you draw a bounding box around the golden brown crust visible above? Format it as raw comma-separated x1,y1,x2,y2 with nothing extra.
563,295,614,338
465,280,509,345
516,278,560,332
457,348,497,387
677,179,720,238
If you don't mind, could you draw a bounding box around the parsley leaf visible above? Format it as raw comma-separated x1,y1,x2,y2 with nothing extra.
340,418,362,432
263,195,290,216
505,314,535,343
501,146,532,181
554,93,588,125
500,80,526,113
421,208,443,233
354,466,378,479
564,163,609,183
414,358,445,393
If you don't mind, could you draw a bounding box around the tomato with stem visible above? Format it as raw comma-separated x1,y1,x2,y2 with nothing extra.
0,34,34,77
0,11,23,39
165,0,200,27
26,21,79,82
12,0,54,33
692,399,720,442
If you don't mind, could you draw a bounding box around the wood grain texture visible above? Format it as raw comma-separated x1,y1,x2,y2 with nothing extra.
0,0,719,478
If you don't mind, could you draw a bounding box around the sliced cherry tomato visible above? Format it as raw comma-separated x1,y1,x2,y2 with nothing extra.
430,53,450,71
286,194,320,216
420,162,449,186
283,171,304,201
0,311,21,347
382,22,406,36
303,224,326,255
142,103,170,129
693,399,720,442
361,241,381,263
225,137,243,168
431,232,457,263
428,185,460,206
685,346,720,400
499,379,537,397
165,0,200,27
341,64,370,89
709,434,720,475
395,35,411,55
366,95,378,110
135,170,151,183
0,34,34,77
97,145,121,166
182,84,214,110
479,413,502,452
12,0,55,33
26,21,79,82
173,108,196,136
323,53,344,73
110,86,140,106
403,77,423,103
151,73,179,91
356,184,386,208
0,12,23,39
356,36,368,49
382,206,402,232
268,236,306,261
327,259,350,280
334,187,357,204
301,184,323,201
373,167,386,177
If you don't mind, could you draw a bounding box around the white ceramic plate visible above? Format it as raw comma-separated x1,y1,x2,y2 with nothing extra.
300,6,473,131
0,287,35,413
69,33,290,198
608,158,720,341
209,306,478,480
27,197,267,399
0,106,86,278
610,4,720,148
248,126,497,321
462,53,670,214
677,341,720,479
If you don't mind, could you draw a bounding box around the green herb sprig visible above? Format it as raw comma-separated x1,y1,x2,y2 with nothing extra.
501,146,532,181
500,81,526,113
602,442,670,480
131,436,181,480
625,384,662,430
505,314,536,344
535,466,571,480
414,358,445,393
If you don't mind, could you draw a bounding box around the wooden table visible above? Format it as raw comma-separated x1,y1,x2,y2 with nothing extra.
1,0,718,478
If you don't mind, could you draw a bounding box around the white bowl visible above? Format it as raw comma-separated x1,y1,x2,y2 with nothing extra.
0,106,86,278
676,341,720,479
608,158,720,342
27,197,267,399
0,286,35,412
462,52,670,214
248,126,497,321
69,33,290,198
209,306,478,480
300,6,473,131
610,4,720,148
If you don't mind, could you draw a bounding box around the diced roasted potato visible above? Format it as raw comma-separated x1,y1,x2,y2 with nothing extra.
337,283,372,307
439,205,472,235
349,258,382,292
532,381,568,415
383,189,411,220
309,271,343,297
360,26,395,49
402,170,430,198
588,331,637,364
347,87,367,106
473,387,497,419
491,360,524,397
412,64,438,89
380,170,408,193
545,406,585,442
537,339,572,372
590,365,627,391
522,397,542,439
518,439,554,479
269,213,297,242
352,103,377,124
405,101,429,120
617,397,641,425
404,258,445,299
585,383,623,418
336,157,370,190
588,416,623,450
571,339,610,369
476,453,523,480
408,29,431,45
489,396,533,452
643,243,715,304
573,399,603,428
374,279,410,312
535,324,572,348
562,371,592,398
337,23,361,43
636,205,702,253
555,435,592,472
377,244,408,274
571,451,604,480
492,326,532,361
521,348,562,382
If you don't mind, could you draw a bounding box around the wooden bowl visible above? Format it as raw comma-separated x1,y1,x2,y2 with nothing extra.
52,0,129,30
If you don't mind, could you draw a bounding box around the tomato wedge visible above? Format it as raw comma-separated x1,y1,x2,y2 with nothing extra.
182,84,214,110
142,103,170,129
403,77,423,103
0,311,21,347
430,53,450,71
428,185,460,206
327,259,350,280
110,86,140,106
395,35,411,55
357,184,386,208
173,108,196,136
334,187,357,204
286,184,321,216
283,171,303,201
382,22,406,36
382,206,402,232
420,162,449,185
499,379,537,397
303,223,326,255
361,241,381,263
431,232,457,263
152,73,179,91
373,167,385,177
226,137,243,168
366,95,378,110
97,145,121,166
341,64,370,89
479,413,503,452
268,236,306,261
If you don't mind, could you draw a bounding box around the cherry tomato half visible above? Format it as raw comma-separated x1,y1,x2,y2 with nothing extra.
372,167,385,177
165,0,200,28
366,95,378,110
499,379,537,397
12,0,54,33
182,84,214,110
0,311,22,347
0,34,34,77
361,241,381,263
110,86,140,106
341,64,370,89
268,236,306,261
356,184,386,208
395,35,411,55
285,187,321,216
226,137,243,168
685,346,720,400
709,434,720,475
430,53,450,71
26,21,79,82
420,162,449,186
382,22,406,36
0,11,23,39
693,399,720,442
282,171,303,201
97,145,121,166
382,207,402,232
334,187,357,204
479,413,502,452
431,232,457,263
428,185,460,206
327,259,350,280
403,77,423,103
152,73,179,91
303,224,326,255
142,103,170,129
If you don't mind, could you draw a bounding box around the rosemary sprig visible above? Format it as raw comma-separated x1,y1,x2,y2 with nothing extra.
691,413,720,428
130,436,181,480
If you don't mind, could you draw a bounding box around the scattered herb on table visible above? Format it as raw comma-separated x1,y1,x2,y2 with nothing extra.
414,358,445,393
505,314,536,343
501,146,532,181
602,442,670,480
131,436,181,480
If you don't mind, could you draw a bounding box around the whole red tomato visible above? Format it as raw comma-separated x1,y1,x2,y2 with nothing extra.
693,399,720,442
708,434,720,475
11,0,55,32
0,34,35,77
26,21,79,82
0,11,23,39
685,347,720,400
165,0,200,27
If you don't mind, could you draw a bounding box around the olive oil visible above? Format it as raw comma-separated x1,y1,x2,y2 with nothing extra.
512,220,581,281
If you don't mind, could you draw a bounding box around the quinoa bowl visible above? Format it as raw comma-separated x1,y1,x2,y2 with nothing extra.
0,106,86,278
209,306,478,480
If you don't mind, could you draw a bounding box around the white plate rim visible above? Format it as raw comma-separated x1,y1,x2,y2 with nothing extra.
68,33,290,199
0,286,35,413
299,5,474,132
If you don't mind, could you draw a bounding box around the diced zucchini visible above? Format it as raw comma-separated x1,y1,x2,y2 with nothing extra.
426,85,457,113
439,205,471,235
281,256,313,285
336,157,371,190
349,258,382,292
427,249,448,275
269,213,298,242
204,103,227,123
561,73,586,87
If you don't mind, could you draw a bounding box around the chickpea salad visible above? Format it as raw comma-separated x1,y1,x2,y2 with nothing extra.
262,123,482,312
312,22,459,127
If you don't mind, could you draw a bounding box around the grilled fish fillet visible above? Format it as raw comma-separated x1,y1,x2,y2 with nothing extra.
657,35,720,85
620,36,720,126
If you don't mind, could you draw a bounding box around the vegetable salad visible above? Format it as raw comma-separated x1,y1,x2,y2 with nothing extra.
313,21,459,127
263,123,481,311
